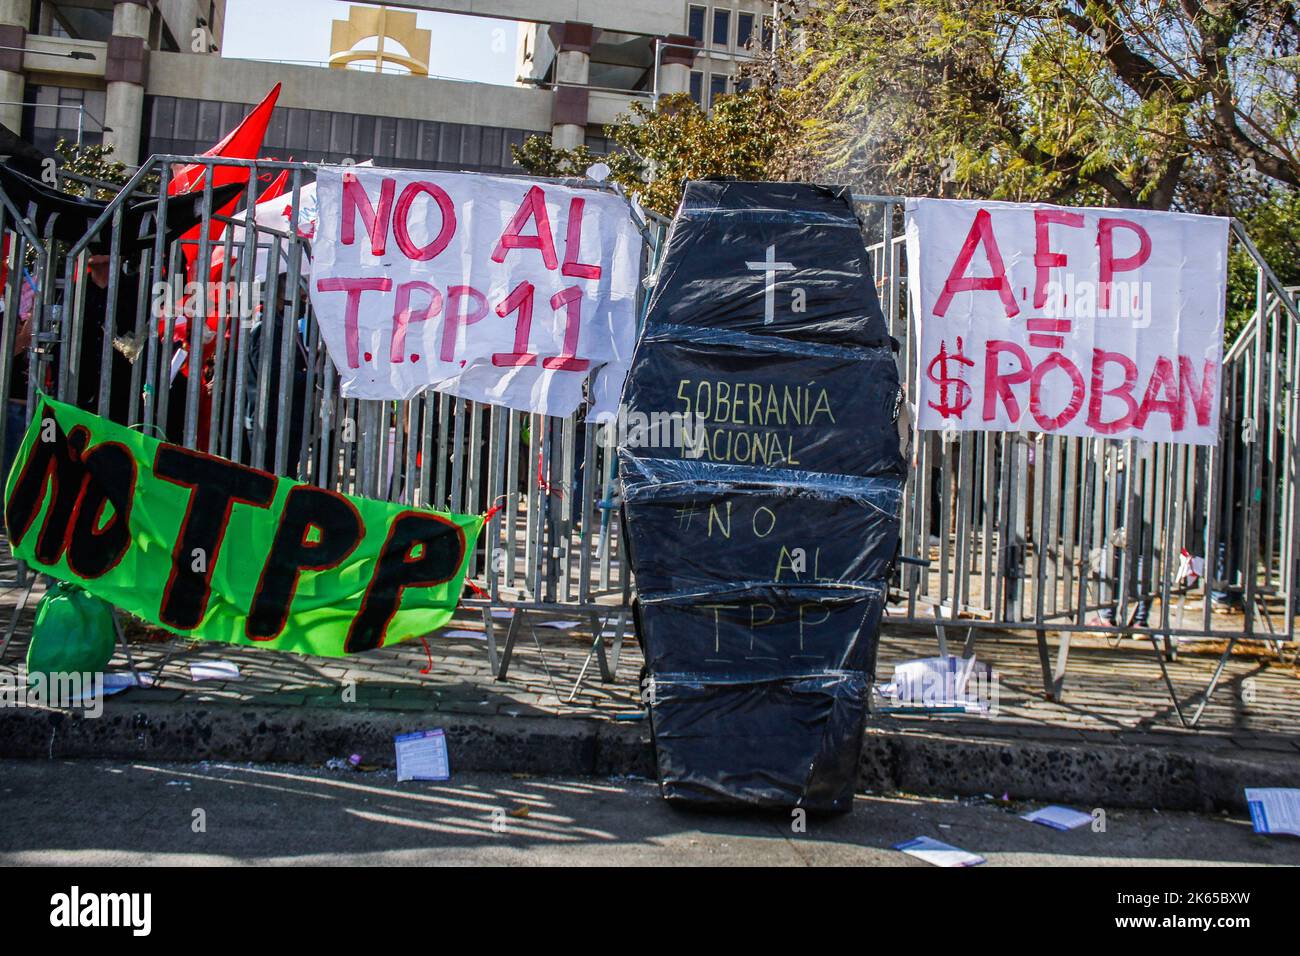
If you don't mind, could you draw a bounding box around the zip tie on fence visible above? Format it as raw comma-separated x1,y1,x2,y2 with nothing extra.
418,635,434,675
536,450,565,499
481,494,509,523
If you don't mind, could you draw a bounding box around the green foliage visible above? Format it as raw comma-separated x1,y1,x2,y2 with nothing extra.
1226,187,1300,340
512,90,796,217
52,139,139,200
774,0,1300,210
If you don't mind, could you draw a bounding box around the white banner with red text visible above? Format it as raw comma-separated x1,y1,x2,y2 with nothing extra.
309,167,643,418
905,198,1229,445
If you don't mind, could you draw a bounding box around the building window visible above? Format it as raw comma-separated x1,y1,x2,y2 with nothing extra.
687,5,706,44
25,85,106,152
712,9,730,48
689,71,703,105
737,12,755,48
708,73,728,107
140,95,533,174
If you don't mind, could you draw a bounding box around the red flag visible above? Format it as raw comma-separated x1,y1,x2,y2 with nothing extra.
173,84,281,276
169,83,281,196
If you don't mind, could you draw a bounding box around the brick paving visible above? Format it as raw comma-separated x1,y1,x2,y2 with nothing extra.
2,568,1296,761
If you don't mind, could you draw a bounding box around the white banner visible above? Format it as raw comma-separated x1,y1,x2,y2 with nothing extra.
906,198,1229,445
309,166,642,418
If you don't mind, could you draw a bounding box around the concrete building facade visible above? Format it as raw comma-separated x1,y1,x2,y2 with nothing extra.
3,0,775,174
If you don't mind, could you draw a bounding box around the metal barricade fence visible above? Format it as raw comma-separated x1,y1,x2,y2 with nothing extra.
0,162,1294,721
856,196,1298,723
0,156,663,676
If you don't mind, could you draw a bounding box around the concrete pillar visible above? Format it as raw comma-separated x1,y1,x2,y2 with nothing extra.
103,0,150,164
548,21,598,150
655,34,700,99
0,0,31,134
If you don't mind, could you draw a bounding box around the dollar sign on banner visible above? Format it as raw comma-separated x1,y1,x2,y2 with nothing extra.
926,336,975,419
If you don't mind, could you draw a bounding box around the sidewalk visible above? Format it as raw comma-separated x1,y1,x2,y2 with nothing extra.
2,575,1297,811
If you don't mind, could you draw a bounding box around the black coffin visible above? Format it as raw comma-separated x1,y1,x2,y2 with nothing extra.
618,181,905,812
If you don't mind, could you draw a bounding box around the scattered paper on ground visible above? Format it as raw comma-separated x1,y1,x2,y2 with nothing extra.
1245,788,1300,837
893,836,986,867
1021,805,1093,831
190,661,241,682
395,728,450,783
876,655,991,713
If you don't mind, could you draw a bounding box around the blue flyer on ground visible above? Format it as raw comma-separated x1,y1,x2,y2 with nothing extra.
395,729,451,783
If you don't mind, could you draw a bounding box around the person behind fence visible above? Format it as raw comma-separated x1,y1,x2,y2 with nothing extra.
1210,417,1248,611
75,253,140,425
241,282,309,474
1094,450,1154,628
2,272,34,479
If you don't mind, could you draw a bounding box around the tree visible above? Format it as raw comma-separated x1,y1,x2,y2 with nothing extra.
770,0,1299,211
1226,185,1300,337
52,139,140,200
512,89,796,217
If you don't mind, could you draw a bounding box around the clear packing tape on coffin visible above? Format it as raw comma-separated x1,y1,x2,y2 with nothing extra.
619,456,902,599
617,180,906,813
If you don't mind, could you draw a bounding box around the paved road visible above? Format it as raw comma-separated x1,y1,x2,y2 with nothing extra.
0,759,1295,866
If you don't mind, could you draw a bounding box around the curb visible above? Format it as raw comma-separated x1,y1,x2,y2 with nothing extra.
1,702,1293,812
860,728,1299,813
0,701,655,778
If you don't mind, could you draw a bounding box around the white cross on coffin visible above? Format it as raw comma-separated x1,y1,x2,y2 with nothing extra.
745,243,795,325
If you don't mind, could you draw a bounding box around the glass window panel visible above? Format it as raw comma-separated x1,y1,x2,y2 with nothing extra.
331,113,354,155
460,124,482,166
438,123,463,163
83,89,106,131
689,71,703,104
218,101,242,134
352,115,376,157
263,109,287,149
395,118,418,158
737,12,754,47
150,96,174,138
480,126,503,168
709,73,728,106
712,9,730,47
173,98,198,141
418,121,439,161
375,116,398,157
307,110,331,152
196,100,222,142
284,108,309,154
687,6,706,43
504,129,527,168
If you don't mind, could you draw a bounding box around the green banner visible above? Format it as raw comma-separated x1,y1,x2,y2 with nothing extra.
5,395,483,657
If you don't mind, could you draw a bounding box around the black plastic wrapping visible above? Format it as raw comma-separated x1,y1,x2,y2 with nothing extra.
618,181,905,812
649,673,870,811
